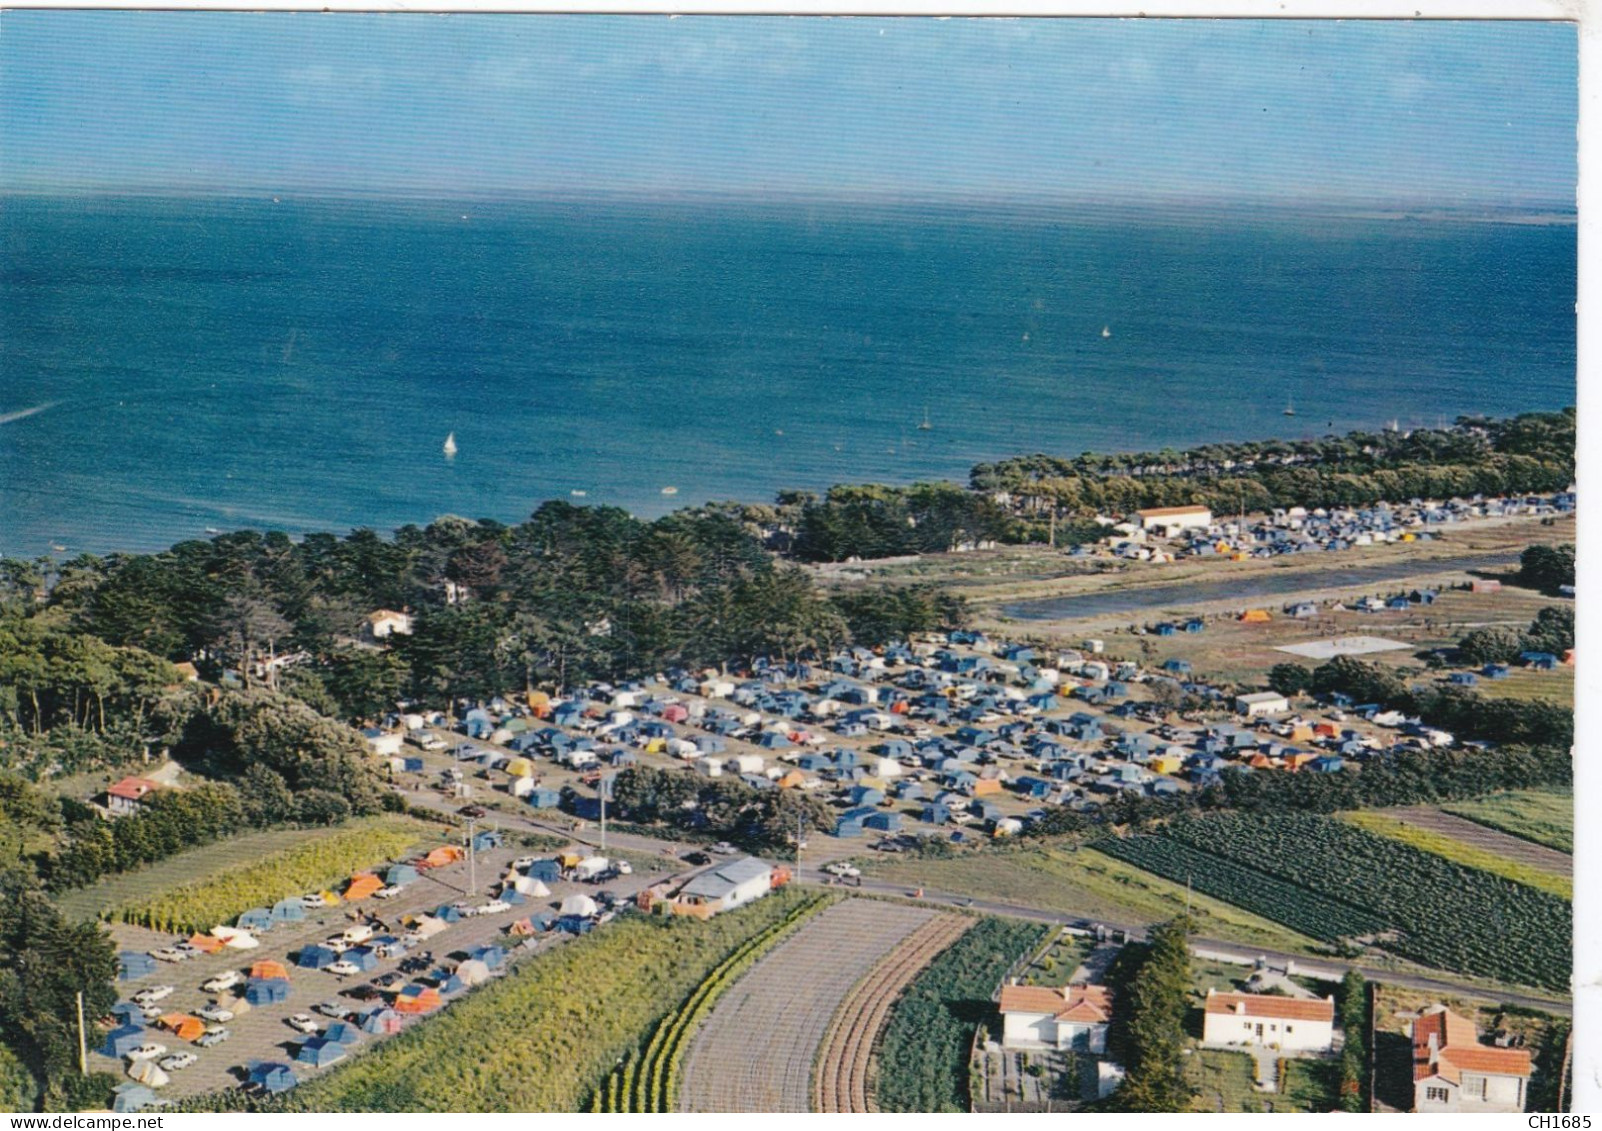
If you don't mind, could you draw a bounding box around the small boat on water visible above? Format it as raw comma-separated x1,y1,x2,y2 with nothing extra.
50,543,66,552
1283,400,1296,417
443,433,458,457
660,486,678,496
205,527,222,536
570,490,587,498
1101,325,1112,339
917,407,932,431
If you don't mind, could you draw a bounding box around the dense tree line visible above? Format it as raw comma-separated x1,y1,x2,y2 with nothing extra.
1106,916,1193,1112
1518,543,1576,596
1337,971,1368,1113
787,482,1019,562
1456,605,1574,667
607,765,832,853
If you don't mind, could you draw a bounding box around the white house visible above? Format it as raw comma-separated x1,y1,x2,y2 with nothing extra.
1411,1005,1531,1114
676,857,774,914
103,777,161,818
1132,505,1213,537
365,609,413,640
998,983,1114,1052
1201,990,1335,1052
1235,691,1290,719
362,729,405,757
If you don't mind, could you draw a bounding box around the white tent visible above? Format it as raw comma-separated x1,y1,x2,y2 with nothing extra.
127,1060,170,1088
412,915,449,939
455,959,491,986
873,758,905,779
223,933,260,950
489,727,514,744
511,876,549,897
559,894,598,918
209,925,243,940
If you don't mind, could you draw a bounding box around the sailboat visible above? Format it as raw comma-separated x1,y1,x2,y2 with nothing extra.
917,407,932,432
443,432,458,457
1101,325,1112,339
1283,399,1296,418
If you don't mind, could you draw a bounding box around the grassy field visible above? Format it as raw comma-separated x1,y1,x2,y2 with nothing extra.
1280,1058,1342,1113
57,816,433,932
1185,1050,1262,1113
287,889,814,1112
1442,788,1574,854
1341,811,1572,900
1472,668,1574,708
863,846,1329,957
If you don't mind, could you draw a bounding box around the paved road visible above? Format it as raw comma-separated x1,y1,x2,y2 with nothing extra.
999,550,1523,622
805,869,1572,1017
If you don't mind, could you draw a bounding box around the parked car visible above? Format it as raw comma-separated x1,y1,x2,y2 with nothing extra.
613,860,633,876
149,947,187,963
202,972,241,994
126,1044,167,1061
196,1004,235,1023
173,942,205,959
512,856,537,870
457,805,487,819
196,1029,231,1048
374,885,402,900
326,961,360,977
324,938,353,954
372,972,404,989
287,1014,320,1035
158,1053,198,1072
710,841,737,855
476,900,510,916
682,851,712,866
314,1000,348,1019
302,893,331,909
343,985,381,1002
133,985,174,1005
139,1005,163,1022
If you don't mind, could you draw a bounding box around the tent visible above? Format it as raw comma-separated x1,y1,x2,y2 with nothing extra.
499,887,526,906
126,1059,170,1089
430,905,463,924
185,934,227,955
394,985,443,1014
100,1024,146,1058
360,1007,403,1035
437,974,465,996
158,1013,206,1042
346,947,379,971
469,945,506,970
384,863,419,887
109,1002,144,1025
250,959,291,981
112,1083,157,1113
117,951,158,981
270,899,306,924
244,977,292,1006
237,908,273,932
411,914,449,938
455,959,491,987
506,917,538,937
322,1021,362,1047
504,756,537,778
295,1038,347,1068
424,846,465,868
223,933,260,950
345,873,384,902
247,1061,299,1094
559,894,598,918
297,945,338,970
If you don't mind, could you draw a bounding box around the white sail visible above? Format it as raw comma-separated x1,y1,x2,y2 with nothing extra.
443,432,458,456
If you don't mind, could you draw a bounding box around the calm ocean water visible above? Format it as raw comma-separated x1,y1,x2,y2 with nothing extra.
0,195,1576,558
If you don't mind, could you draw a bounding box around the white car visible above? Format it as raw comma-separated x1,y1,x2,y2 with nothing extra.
133,985,174,1004
149,947,186,963
126,1044,167,1061
196,1029,231,1048
512,856,537,870
139,1005,164,1022
159,1053,198,1072
287,1014,320,1035
173,942,205,959
614,860,633,876
326,961,360,977
302,893,331,909
324,937,353,954
476,900,510,915
373,885,402,900
202,972,241,993
196,1004,235,1023
314,1000,348,1019
710,841,737,855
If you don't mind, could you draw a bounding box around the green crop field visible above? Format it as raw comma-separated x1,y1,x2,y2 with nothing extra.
1443,787,1574,854
1134,814,1571,992
288,889,815,1112
93,817,431,934
55,816,431,926
1342,811,1571,899
877,917,1049,1113
863,846,1328,957
1472,668,1573,708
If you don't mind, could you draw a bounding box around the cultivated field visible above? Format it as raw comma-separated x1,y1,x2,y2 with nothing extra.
1345,809,1571,895
55,816,432,926
676,898,941,1112
1442,787,1574,853
812,911,971,1112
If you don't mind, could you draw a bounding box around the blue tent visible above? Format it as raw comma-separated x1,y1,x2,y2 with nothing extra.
756,731,791,749
297,945,338,969
109,1001,144,1025
558,915,595,935
100,1024,146,1058
527,788,562,808
245,977,292,1006
248,1061,299,1094
921,803,952,824
346,947,380,972
237,907,273,932
849,785,884,807
112,1083,157,1113
432,905,463,923
385,863,420,887
463,708,493,738
270,899,306,924
864,811,902,832
469,945,506,970
527,859,562,882
117,951,157,981
501,887,527,906
322,1021,362,1047
295,1038,347,1068
438,974,465,995
360,1007,403,1035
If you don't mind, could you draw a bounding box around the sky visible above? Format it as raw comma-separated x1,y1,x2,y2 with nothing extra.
0,14,1578,205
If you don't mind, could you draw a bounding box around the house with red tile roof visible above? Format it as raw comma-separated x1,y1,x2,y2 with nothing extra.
998,982,1113,1052
1411,1005,1531,1113
103,776,161,817
1201,990,1335,1053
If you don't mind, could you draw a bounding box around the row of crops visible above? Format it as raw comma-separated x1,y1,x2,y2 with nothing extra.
876,917,1051,1113
1092,836,1388,944
114,818,428,934
1101,813,1571,991
290,888,817,1111
589,892,833,1112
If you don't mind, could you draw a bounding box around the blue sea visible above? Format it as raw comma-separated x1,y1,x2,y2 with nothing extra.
0,194,1576,558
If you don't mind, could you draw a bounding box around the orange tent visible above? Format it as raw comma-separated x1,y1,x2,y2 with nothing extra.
1283,751,1318,772
1287,724,1314,742
250,959,290,981
775,770,806,789
1240,609,1272,624
423,846,464,869
1246,753,1276,770
345,873,384,901
970,778,1003,797
393,986,442,1014
186,933,227,954
158,1014,207,1042
1313,722,1340,739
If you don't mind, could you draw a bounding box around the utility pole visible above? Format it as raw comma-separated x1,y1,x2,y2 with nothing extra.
796,809,804,871
467,817,477,896
599,774,608,854
76,991,87,1075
